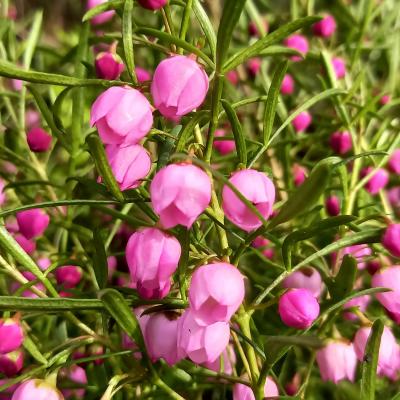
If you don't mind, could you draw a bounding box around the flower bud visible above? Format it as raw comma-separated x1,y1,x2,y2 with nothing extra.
222,169,275,232
0,349,23,377
138,0,167,10
61,366,87,398
313,14,337,37
126,228,181,299
332,57,346,79
388,149,400,175
95,52,125,80
90,86,153,146
233,377,278,400
86,0,115,25
329,130,352,155
282,268,323,298
189,263,245,325
380,94,391,105
226,70,239,86
325,195,341,216
247,58,261,78
150,164,212,229
13,234,36,255
0,317,24,354
354,326,400,380
316,341,357,383
213,129,236,155
278,288,320,329
0,179,6,207
25,109,40,129
248,19,269,37
382,224,400,258
203,345,236,375
136,67,152,83
144,312,181,365
177,310,230,364
292,111,312,133
151,55,209,121
12,379,64,400
105,144,151,190
388,187,400,215
343,295,370,320
281,74,294,95
16,209,50,240
293,164,307,186
361,167,389,195
55,265,82,289
284,34,309,61
339,244,372,270
252,236,274,259
26,128,52,153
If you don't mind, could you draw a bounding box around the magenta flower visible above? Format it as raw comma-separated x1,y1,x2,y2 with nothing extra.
0,179,6,207
233,377,278,400
354,326,400,380
278,288,320,329
61,365,87,398
388,149,400,175
55,266,82,289
144,313,182,365
282,268,323,298
222,169,275,232
189,263,245,324
332,57,346,79
126,228,181,299
12,379,64,400
341,244,372,270
151,55,209,121
150,163,212,229
213,129,236,155
138,0,167,10
0,349,23,377
293,164,307,186
252,236,275,259
90,86,153,146
86,0,115,25
226,70,239,86
284,34,309,61
16,209,50,240
25,109,40,129
177,310,230,364
0,317,24,354
329,131,352,154
13,234,36,255
313,14,336,37
361,167,389,195
316,341,357,383
95,52,125,80
247,58,262,78
292,111,312,133
136,67,152,83
26,127,52,153
248,19,269,37
343,295,371,320
281,74,294,95
382,224,400,258
325,195,341,216
105,144,151,190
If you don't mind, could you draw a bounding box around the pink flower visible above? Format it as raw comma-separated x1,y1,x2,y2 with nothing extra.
136,67,152,83
382,224,400,258
150,163,212,229
380,94,391,105
105,144,151,190
55,266,82,289
252,236,274,259
226,70,239,86
0,179,6,206
361,167,389,195
138,0,167,10
388,187,400,214
213,129,236,155
316,341,357,383
144,312,182,365
12,272,45,298
278,288,320,329
13,234,36,255
86,0,115,25
0,349,23,377
126,228,181,299
151,55,208,121
325,195,340,216
332,57,346,79
26,127,52,153
203,345,236,375
354,326,400,380
388,149,400,175
12,379,64,400
247,58,261,78
0,317,23,354
282,268,323,298
372,266,400,323
248,20,269,37
25,109,40,129
284,34,309,61
37,257,51,271
16,209,50,240
95,52,125,80
341,244,372,270
90,86,153,146
281,74,294,95
343,295,370,320
189,263,245,325
177,310,230,364
293,164,307,186
292,111,312,133
329,131,352,154
61,365,87,398
313,14,337,37
233,377,278,400
222,169,275,232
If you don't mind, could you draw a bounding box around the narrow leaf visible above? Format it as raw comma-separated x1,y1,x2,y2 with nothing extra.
328,255,357,302
175,111,209,152
122,0,138,84
23,335,48,365
93,229,108,289
193,0,217,61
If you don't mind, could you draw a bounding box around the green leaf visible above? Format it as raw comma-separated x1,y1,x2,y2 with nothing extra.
86,133,125,202
263,60,288,146
23,335,48,365
216,0,247,69
82,0,123,22
193,0,217,61
0,227,58,297
221,99,247,166
223,16,320,72
92,229,108,289
52,86,74,131
282,215,357,270
264,335,324,349
100,289,146,352
360,319,384,400
122,0,137,84
328,254,357,302
175,111,209,153
157,125,181,171
135,27,214,69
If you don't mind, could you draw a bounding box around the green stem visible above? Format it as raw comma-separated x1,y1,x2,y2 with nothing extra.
178,0,193,54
